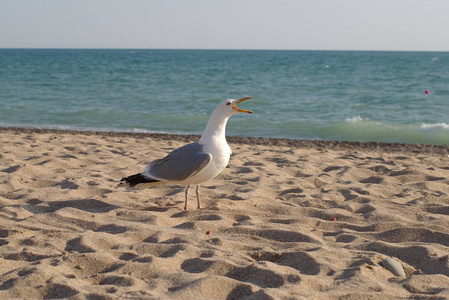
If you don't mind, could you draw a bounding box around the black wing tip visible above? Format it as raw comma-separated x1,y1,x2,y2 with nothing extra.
121,173,159,187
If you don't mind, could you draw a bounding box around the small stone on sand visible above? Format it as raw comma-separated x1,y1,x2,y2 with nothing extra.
381,258,406,278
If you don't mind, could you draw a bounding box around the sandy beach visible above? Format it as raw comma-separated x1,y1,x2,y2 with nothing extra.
1,127,449,299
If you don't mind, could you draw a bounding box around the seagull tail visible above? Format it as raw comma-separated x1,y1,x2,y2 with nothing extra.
117,173,163,189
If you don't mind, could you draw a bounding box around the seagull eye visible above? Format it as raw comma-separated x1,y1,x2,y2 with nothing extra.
226,102,232,106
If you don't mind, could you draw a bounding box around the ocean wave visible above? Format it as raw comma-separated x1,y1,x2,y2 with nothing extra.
332,118,449,145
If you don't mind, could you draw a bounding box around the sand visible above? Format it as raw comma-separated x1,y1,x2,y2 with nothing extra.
1,128,449,299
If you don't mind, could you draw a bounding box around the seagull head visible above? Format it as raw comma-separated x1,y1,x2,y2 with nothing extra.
200,97,254,142
217,97,253,116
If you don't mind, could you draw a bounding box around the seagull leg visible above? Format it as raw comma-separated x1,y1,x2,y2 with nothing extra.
184,185,190,210
196,185,201,210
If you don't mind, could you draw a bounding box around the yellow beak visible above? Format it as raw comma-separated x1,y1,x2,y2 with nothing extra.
232,97,253,114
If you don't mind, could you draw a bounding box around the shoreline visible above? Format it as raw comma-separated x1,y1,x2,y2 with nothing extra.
2,126,449,155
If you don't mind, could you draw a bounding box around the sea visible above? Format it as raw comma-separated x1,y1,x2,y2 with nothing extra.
1,49,449,145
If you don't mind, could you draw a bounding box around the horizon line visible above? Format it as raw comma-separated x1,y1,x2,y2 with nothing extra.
0,47,448,53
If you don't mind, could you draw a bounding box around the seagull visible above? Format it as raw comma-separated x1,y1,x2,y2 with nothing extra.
118,97,253,210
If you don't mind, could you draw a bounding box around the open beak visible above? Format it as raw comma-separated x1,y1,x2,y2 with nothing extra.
232,97,253,114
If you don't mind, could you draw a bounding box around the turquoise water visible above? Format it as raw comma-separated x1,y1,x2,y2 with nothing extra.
1,49,449,145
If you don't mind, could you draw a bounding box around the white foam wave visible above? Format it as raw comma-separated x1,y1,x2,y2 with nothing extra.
345,116,364,123
420,123,449,130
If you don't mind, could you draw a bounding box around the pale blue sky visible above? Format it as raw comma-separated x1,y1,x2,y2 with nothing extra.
1,0,448,51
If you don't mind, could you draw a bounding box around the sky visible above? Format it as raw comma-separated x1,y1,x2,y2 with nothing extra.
1,0,448,51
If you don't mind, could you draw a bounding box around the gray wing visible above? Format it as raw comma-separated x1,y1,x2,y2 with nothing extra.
142,142,212,182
